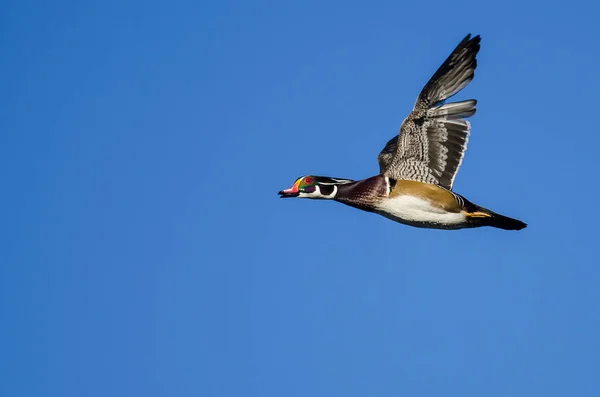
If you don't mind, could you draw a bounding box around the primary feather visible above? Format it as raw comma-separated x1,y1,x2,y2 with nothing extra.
378,34,481,190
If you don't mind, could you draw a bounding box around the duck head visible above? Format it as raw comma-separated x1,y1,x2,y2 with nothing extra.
278,175,354,199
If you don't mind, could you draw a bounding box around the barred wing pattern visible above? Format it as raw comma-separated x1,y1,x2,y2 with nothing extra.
378,34,481,190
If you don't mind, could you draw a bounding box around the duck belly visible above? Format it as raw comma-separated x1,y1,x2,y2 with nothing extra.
376,195,468,230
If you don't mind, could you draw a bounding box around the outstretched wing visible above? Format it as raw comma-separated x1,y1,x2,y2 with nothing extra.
378,34,481,190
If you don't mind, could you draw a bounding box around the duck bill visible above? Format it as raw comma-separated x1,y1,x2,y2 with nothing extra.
278,180,301,198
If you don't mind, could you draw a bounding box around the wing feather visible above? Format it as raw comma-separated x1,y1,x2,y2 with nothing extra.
378,34,481,190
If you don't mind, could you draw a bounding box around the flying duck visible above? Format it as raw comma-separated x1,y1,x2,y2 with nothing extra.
278,34,526,231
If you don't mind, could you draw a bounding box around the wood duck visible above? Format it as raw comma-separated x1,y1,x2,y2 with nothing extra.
278,34,526,231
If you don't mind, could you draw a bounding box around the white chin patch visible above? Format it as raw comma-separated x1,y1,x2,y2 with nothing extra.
299,185,337,199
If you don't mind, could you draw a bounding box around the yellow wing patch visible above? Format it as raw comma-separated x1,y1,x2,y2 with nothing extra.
465,211,492,218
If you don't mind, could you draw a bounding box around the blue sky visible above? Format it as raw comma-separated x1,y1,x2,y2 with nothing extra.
2,0,600,396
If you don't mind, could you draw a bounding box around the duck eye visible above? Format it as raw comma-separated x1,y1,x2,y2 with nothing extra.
304,177,313,184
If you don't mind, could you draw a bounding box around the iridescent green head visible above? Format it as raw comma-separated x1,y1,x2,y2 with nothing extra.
278,175,354,199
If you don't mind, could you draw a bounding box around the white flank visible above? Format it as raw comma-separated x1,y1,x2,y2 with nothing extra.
376,195,465,228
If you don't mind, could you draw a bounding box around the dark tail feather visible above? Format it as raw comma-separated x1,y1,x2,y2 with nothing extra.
486,212,527,231
463,200,527,231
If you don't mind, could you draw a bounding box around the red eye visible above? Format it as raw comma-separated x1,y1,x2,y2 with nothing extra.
304,177,313,184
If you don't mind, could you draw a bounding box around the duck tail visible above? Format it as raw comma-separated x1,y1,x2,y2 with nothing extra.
462,199,527,231
485,211,527,231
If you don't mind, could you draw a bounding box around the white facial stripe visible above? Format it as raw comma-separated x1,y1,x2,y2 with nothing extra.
321,185,337,198
297,185,337,199
320,178,352,185
330,185,338,198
